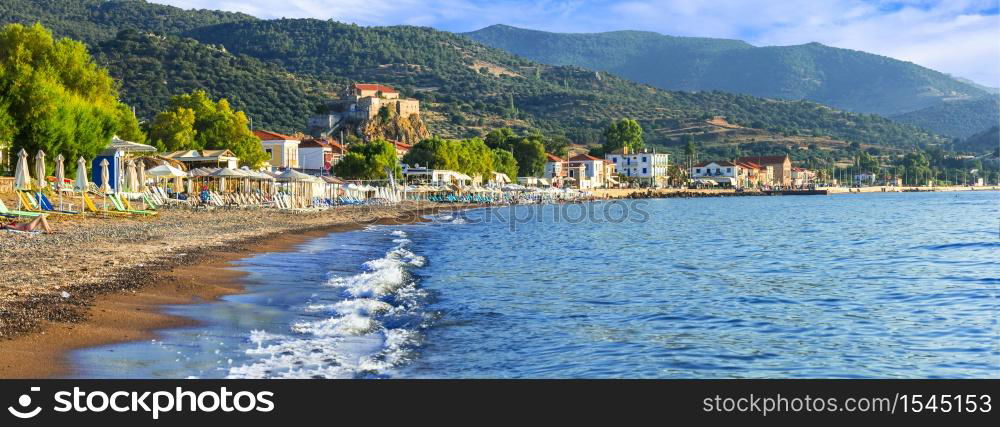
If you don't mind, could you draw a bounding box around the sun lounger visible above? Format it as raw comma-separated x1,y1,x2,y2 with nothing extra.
34,192,79,214
82,193,131,217
108,194,156,216
0,198,43,218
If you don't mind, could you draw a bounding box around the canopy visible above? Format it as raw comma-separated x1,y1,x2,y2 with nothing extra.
147,164,187,177
108,136,157,153
277,169,317,182
209,167,246,177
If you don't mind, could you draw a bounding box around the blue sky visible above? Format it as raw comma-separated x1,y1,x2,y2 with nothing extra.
154,0,1000,87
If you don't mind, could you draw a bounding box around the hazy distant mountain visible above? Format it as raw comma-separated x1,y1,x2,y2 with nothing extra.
892,96,1000,139
464,25,990,118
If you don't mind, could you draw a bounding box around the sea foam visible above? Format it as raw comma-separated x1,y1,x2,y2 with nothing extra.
227,228,428,379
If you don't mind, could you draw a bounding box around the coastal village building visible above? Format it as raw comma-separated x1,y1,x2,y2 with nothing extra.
791,167,816,187
690,160,771,189
299,138,345,174
543,153,567,184
343,83,420,121
737,155,791,187
605,148,670,187
388,140,412,160
254,130,300,169
544,153,615,189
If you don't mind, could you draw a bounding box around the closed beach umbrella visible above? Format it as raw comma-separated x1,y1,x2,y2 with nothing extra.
138,160,146,190
54,154,65,191
100,159,110,193
74,157,89,192
100,158,110,211
55,154,66,209
35,149,46,190
76,157,88,211
13,149,31,191
124,160,137,193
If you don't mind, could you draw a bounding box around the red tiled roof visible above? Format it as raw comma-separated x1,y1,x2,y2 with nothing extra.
388,140,412,150
545,153,564,162
253,130,296,141
568,153,602,162
354,83,397,94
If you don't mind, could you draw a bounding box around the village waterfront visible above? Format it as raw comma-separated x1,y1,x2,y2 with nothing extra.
53,190,1000,379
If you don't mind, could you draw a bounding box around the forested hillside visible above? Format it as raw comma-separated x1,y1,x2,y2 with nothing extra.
1,0,947,149
891,97,999,139
93,30,336,133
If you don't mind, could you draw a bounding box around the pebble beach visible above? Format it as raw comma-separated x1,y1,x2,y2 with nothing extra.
0,198,438,342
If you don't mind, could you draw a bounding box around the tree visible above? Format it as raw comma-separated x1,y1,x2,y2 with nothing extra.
683,136,697,176
152,90,267,167
334,139,400,180
456,137,494,180
484,127,516,151
149,107,197,152
0,23,143,174
603,118,644,154
544,134,571,157
491,148,518,181
114,103,146,144
513,135,546,177
403,135,460,170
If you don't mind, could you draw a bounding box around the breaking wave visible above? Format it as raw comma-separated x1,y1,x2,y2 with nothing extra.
227,229,431,379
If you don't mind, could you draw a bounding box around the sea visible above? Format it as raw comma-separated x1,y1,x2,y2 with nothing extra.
71,191,1000,378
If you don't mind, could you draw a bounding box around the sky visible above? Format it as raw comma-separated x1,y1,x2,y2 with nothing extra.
154,0,1000,87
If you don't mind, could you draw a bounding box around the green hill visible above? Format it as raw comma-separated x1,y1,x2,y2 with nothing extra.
92,29,335,133
1,0,945,150
464,25,990,118
891,96,999,139
956,126,999,154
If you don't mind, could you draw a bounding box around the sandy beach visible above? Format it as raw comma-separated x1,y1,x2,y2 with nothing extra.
0,198,445,378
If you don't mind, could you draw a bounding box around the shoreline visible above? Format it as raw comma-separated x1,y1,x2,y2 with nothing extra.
0,204,461,379
591,185,1000,199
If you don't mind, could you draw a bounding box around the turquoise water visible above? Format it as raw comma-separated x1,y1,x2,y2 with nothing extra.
72,191,1000,378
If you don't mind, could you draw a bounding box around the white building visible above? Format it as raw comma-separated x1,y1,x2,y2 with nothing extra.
691,160,770,189
605,148,669,187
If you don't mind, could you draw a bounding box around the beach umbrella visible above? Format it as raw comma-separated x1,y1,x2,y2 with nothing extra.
55,154,66,209
138,160,146,190
75,157,88,211
124,160,137,193
100,158,110,211
35,150,46,190
13,149,31,191
13,149,31,209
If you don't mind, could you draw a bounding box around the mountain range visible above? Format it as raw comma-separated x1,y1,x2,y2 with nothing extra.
0,0,955,154
464,24,998,138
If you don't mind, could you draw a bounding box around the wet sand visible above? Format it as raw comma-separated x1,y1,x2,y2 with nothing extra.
0,202,452,378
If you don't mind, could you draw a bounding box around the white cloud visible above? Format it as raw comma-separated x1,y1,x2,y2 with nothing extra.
151,0,1000,86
